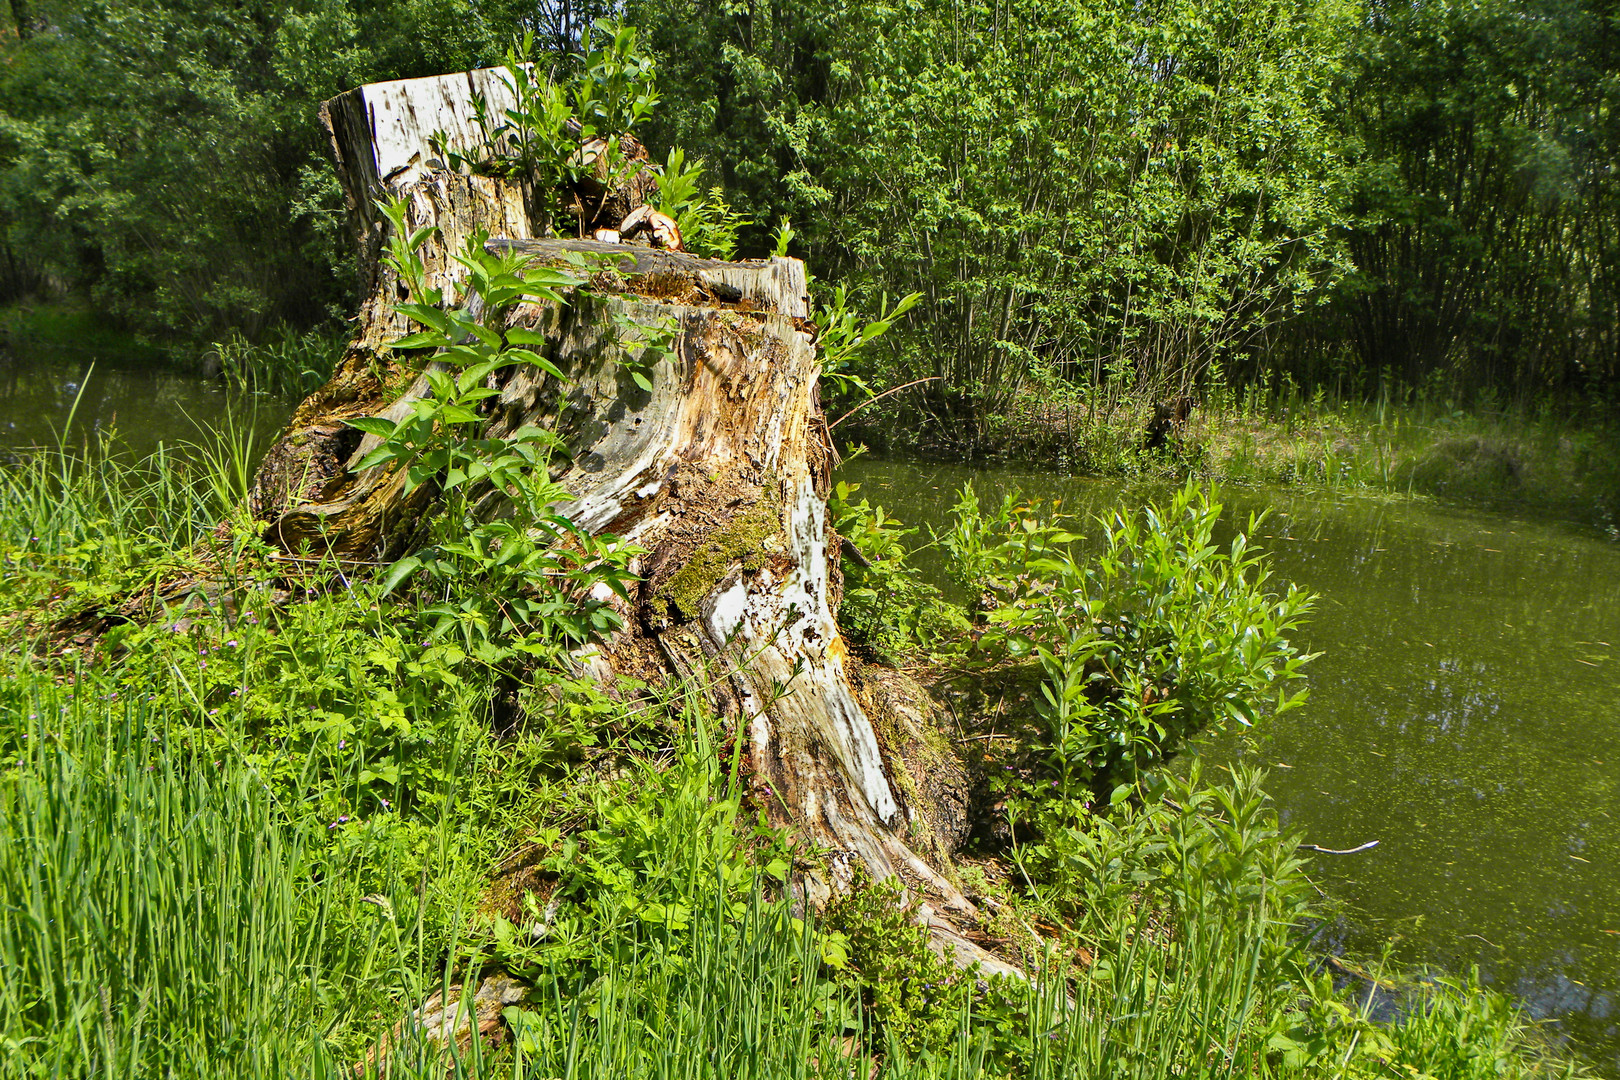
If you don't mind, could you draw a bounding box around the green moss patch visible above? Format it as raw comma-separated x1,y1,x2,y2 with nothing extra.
656,484,784,621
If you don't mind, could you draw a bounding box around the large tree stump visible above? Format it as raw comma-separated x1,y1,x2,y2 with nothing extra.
251,68,1013,977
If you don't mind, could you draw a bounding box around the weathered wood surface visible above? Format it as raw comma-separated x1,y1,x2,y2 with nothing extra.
252,66,1013,980
487,238,811,315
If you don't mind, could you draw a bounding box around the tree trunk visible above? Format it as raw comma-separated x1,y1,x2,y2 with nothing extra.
250,68,1013,977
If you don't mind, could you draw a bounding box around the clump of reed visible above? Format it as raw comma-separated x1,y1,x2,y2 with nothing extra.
207,325,344,400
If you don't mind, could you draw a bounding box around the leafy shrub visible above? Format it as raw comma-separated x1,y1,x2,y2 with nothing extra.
949,479,1315,801
357,199,639,662
652,147,750,259
431,21,749,255
1010,760,1312,934
829,479,965,657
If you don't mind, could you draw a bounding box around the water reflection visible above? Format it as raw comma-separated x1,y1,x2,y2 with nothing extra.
839,459,1620,1065
0,343,289,458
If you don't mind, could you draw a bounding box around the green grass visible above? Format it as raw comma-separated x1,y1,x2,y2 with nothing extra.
207,325,345,399
0,437,1594,1078
0,693,344,1072
962,382,1620,532
1185,393,1620,527
0,685,1577,1078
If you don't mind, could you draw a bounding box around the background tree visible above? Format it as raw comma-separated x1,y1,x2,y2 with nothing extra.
630,0,1353,442
1324,0,1619,404
0,0,609,337
1,0,1616,417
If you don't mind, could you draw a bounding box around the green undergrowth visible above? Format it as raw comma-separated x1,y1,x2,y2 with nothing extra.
0,431,1591,1078
842,383,1620,534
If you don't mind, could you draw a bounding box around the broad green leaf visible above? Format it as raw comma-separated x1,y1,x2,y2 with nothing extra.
355,446,400,470
379,555,422,596
343,417,397,437
390,331,448,351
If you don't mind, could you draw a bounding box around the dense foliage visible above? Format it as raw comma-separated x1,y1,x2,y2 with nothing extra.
0,5,1607,1072
631,0,1619,421
0,0,612,338
3,0,1616,418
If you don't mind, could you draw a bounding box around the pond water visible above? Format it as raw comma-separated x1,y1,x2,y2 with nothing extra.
3,342,1617,1066
0,337,290,460
838,458,1620,1066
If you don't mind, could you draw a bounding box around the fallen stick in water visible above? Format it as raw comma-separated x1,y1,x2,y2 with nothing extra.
1301,840,1380,854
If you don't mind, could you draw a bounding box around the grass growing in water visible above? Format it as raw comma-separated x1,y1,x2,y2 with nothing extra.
207,325,344,399
845,380,1620,532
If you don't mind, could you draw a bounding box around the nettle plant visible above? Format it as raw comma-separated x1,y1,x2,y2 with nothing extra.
946,481,1315,805
348,198,640,661
652,147,750,260
436,22,657,188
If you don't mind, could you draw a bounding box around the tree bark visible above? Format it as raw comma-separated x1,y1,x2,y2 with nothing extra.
8,0,32,40
251,68,1012,976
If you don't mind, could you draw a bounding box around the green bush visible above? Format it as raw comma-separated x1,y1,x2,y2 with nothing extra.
947,479,1314,801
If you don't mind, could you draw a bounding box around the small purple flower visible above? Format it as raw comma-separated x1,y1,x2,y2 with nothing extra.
338,740,347,750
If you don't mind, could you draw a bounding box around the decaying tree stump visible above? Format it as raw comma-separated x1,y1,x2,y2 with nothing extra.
250,68,1014,977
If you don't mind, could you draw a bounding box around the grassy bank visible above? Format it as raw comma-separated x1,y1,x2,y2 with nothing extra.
840,384,1620,535
0,435,1592,1077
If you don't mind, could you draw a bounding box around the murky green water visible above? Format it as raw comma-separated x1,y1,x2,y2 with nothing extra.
4,340,1617,1065
838,458,1620,1067
0,340,290,460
